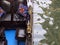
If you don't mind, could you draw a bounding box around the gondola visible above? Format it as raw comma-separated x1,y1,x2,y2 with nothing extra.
0,0,33,45
0,0,28,28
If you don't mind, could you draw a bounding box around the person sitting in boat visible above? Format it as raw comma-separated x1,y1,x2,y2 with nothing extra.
17,3,30,21
0,7,5,19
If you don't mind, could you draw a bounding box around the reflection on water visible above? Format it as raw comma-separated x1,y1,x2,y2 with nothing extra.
33,0,52,45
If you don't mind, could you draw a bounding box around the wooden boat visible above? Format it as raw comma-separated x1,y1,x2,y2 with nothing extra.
0,0,33,45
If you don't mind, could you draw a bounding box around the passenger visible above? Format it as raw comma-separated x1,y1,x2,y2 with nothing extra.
18,3,28,17
0,7,5,18
17,3,30,21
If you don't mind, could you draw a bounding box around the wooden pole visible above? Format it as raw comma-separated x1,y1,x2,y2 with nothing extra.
26,0,33,45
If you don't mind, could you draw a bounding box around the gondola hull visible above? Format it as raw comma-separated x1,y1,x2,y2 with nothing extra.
0,21,27,29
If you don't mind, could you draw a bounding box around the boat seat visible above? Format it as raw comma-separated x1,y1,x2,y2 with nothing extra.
16,28,26,41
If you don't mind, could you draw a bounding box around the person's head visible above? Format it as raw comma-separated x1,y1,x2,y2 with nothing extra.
19,8,24,13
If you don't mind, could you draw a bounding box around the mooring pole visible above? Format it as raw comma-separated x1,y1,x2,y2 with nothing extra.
26,0,33,45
